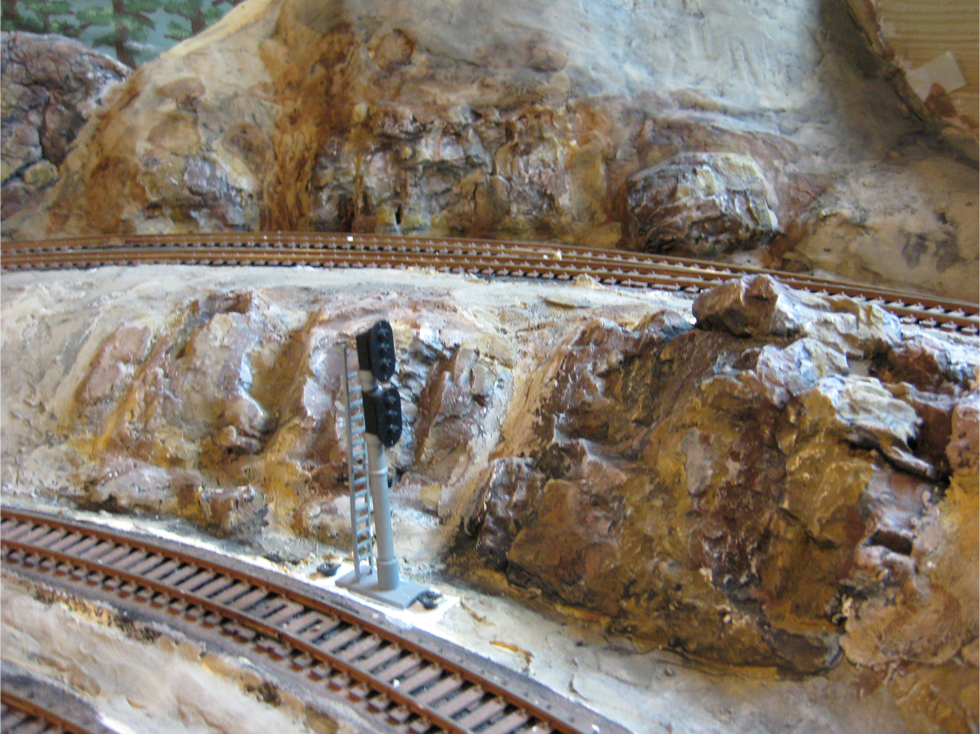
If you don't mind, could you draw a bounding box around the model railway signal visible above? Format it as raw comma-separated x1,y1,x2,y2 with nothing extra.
363,385,402,448
355,319,396,382
337,319,431,609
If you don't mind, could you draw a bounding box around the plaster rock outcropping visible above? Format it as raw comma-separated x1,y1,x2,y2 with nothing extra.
464,275,977,678
1,0,977,300
2,267,977,732
626,153,779,257
0,32,129,221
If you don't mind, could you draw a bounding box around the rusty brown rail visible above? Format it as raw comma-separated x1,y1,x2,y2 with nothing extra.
1,695,75,734
1,665,112,734
1,507,625,734
2,233,977,334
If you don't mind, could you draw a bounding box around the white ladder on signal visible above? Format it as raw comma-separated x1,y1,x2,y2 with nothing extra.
343,344,374,581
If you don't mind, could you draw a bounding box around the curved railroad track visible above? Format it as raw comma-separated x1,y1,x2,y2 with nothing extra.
2,233,977,334
2,694,76,734
0,507,627,734
1,663,112,734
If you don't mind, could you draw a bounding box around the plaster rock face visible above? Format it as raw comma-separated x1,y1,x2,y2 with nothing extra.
0,32,129,221
793,158,979,302
464,275,977,676
2,268,978,729
15,282,513,541
626,153,779,257
1,0,977,300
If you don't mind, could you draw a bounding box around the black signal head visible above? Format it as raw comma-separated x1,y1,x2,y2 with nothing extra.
356,319,396,382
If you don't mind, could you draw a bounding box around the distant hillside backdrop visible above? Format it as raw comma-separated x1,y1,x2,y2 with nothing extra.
2,0,245,67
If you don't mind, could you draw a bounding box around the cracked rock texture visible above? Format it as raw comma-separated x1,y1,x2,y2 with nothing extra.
626,152,780,257
1,0,977,300
2,267,977,733
0,32,129,221
465,275,977,682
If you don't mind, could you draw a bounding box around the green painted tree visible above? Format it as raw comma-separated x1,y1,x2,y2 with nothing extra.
87,0,162,68
2,0,79,36
164,0,240,41
2,0,242,64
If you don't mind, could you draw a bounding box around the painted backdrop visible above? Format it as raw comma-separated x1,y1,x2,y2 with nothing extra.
2,0,244,67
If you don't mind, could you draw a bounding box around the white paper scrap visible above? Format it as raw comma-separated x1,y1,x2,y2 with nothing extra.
906,51,968,102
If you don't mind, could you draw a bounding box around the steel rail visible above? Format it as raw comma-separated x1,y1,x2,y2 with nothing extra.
0,231,961,297
2,233,977,334
0,230,971,298
1,693,76,734
0,673,112,734
0,507,624,734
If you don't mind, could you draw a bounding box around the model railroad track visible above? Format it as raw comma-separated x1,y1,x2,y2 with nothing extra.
1,696,74,734
0,507,623,734
1,688,107,734
1,659,114,734
2,233,977,334
2,696,72,734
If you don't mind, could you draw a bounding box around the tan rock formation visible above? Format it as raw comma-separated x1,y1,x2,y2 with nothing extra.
1,0,977,299
2,266,976,731
626,152,780,257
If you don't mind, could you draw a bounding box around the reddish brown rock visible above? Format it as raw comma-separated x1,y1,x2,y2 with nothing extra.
459,277,975,676
1,32,128,220
872,332,977,393
76,323,152,406
692,274,804,337
413,345,508,493
626,153,780,256
465,458,545,569
199,485,265,535
83,458,183,515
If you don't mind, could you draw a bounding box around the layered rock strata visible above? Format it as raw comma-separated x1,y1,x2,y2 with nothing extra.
2,266,976,732
626,152,780,257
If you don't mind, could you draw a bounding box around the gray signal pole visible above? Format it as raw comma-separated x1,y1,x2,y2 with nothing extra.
337,320,430,609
